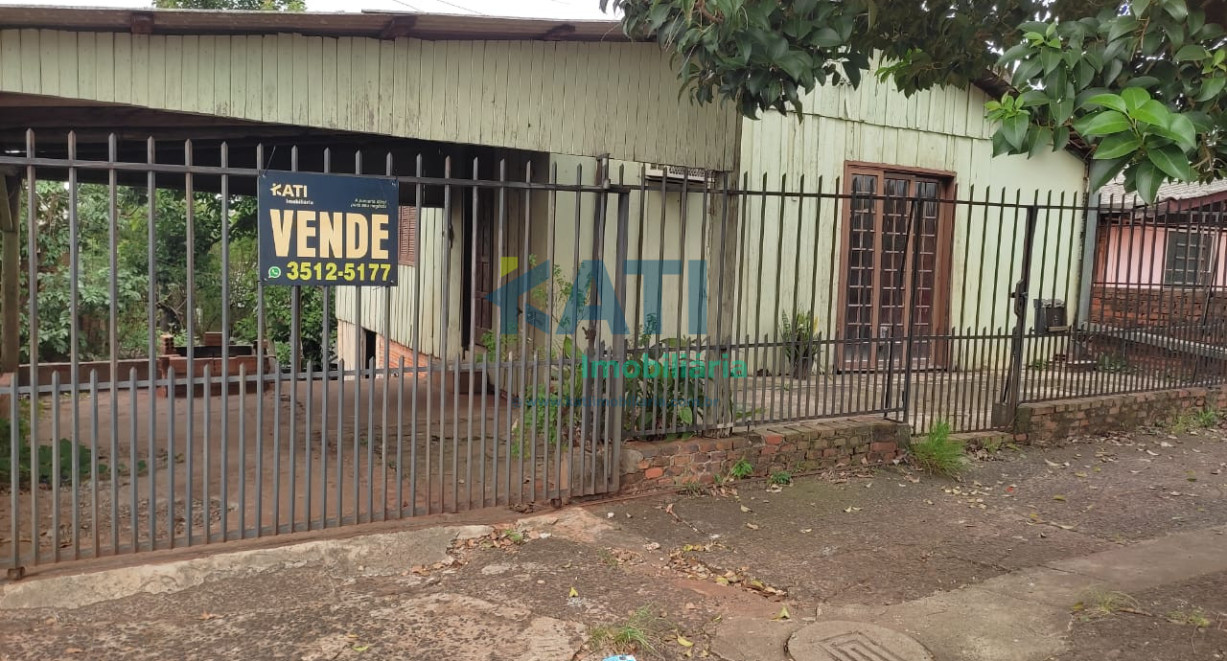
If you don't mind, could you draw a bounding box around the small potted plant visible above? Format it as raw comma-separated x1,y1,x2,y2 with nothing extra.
780,313,820,380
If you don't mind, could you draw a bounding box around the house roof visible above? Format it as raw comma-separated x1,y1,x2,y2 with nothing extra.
1098,178,1227,208
0,5,628,42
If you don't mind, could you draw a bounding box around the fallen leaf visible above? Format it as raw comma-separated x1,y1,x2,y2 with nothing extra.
677,635,695,648
199,613,219,621
843,506,861,513
773,606,791,621
568,586,578,598
1053,495,1066,502
353,645,370,653
740,505,751,513
745,522,760,530
800,528,813,534
1074,472,1088,478
1044,459,1062,468
1146,450,1160,456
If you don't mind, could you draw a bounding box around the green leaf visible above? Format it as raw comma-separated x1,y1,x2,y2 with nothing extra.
1083,93,1127,112
1040,48,1062,75
1089,156,1130,191
811,27,842,48
1001,114,1030,150
1165,0,1189,21
1132,0,1152,16
1051,96,1074,125
1073,110,1132,137
1093,133,1142,160
1120,87,1149,112
1175,44,1208,62
1013,57,1043,84
1020,90,1049,107
1154,113,1197,151
1053,126,1072,152
1195,76,1226,103
1147,145,1197,181
1030,126,1053,158
1124,75,1161,89
991,131,1013,156
1133,161,1162,202
1131,99,1170,126
999,43,1033,64
1108,16,1139,43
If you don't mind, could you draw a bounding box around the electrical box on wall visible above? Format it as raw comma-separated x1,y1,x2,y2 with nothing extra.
1034,299,1068,335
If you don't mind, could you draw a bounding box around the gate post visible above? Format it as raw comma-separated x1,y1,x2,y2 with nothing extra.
0,173,20,374
610,192,630,491
994,205,1040,428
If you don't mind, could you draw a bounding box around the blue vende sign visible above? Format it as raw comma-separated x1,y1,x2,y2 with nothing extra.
258,171,400,286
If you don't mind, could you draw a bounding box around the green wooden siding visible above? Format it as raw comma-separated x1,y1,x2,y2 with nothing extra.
0,28,738,170
738,77,1089,370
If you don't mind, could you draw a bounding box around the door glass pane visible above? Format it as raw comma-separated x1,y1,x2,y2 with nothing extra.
877,178,910,362
845,174,877,366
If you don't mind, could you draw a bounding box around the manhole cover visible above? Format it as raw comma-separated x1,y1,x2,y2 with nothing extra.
787,620,932,661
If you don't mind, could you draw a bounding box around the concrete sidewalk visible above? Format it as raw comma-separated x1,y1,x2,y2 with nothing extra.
3,425,1227,660
712,524,1227,661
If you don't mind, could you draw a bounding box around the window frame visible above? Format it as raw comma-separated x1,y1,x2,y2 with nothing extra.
1162,228,1215,287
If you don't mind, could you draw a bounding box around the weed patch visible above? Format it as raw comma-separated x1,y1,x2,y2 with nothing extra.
908,420,966,477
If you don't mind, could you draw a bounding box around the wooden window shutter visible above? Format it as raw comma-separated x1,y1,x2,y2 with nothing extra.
398,206,417,266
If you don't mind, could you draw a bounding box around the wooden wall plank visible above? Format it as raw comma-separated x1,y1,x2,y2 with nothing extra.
37,29,57,97
377,39,394,137
276,34,294,129
162,33,182,110
94,31,114,103
292,35,310,127
56,31,78,99
0,30,21,92
180,35,199,112
320,37,338,131
213,36,231,116
197,36,216,114
228,36,247,119
113,32,132,105
261,35,278,122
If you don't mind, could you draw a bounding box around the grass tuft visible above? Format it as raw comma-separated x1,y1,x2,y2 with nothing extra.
908,420,967,477
768,471,792,486
728,458,754,480
1073,590,1139,619
588,606,659,655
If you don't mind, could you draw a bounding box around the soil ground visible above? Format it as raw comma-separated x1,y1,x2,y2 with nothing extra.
3,419,1227,660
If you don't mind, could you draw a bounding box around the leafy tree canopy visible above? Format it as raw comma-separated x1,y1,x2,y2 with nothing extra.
601,0,1227,201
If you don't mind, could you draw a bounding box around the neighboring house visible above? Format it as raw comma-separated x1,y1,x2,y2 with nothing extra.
736,72,1089,372
1091,179,1227,336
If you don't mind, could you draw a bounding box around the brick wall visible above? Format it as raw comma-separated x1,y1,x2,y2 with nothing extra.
1091,286,1227,339
374,335,431,370
619,417,909,494
1015,386,1227,446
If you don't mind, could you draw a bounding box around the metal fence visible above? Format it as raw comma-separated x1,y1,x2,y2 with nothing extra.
4,129,1227,573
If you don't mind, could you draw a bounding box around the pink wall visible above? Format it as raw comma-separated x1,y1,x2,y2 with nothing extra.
1096,226,1227,288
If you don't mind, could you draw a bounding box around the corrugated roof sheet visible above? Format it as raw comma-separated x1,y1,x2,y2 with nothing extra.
0,4,628,42
1099,177,1227,207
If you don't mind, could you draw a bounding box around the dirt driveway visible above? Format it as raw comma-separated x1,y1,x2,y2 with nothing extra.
3,422,1227,660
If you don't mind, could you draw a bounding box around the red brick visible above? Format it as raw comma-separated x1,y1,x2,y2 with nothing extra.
762,434,784,446
644,467,664,480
